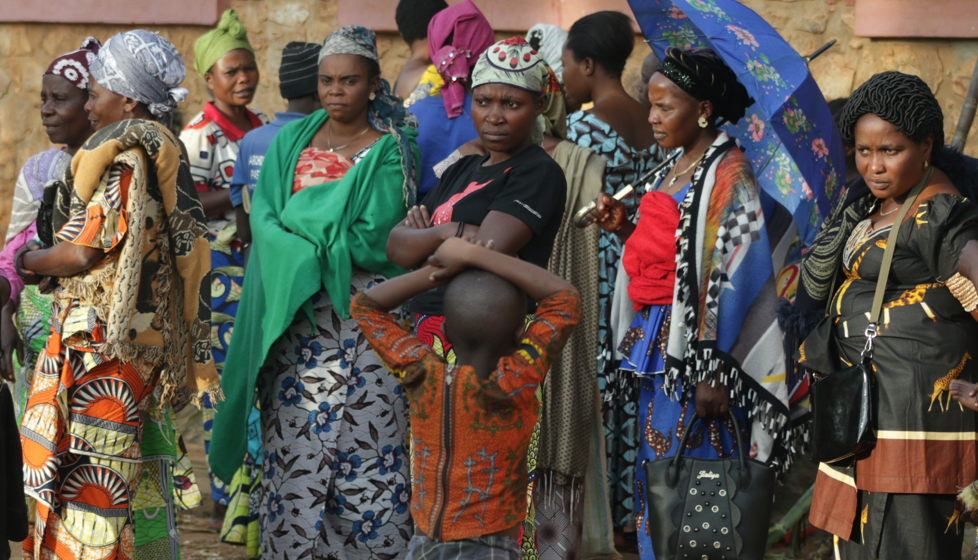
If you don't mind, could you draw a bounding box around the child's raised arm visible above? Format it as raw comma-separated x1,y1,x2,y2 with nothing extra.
362,266,444,312
428,237,577,302
363,239,495,311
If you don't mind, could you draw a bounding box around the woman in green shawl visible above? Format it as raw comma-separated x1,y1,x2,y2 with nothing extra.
210,26,419,559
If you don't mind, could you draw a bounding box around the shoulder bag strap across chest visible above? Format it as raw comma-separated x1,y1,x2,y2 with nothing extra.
862,167,933,357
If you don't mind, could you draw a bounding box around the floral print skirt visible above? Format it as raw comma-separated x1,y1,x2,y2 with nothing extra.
258,273,412,560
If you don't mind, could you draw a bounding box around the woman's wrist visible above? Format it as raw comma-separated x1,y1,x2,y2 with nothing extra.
437,223,456,242
14,245,36,279
614,220,636,241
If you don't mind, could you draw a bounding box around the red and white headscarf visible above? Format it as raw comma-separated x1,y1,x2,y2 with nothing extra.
45,37,101,89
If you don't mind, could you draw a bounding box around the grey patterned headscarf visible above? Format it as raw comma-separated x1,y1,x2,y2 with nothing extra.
90,30,190,118
318,26,380,65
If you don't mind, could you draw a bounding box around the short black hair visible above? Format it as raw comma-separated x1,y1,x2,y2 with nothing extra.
395,0,449,44
443,270,527,351
839,72,944,161
565,11,634,78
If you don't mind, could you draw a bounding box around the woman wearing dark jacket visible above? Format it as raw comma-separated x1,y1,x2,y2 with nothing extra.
785,71,978,559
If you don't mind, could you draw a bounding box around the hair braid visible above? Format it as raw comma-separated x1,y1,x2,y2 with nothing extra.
839,71,944,160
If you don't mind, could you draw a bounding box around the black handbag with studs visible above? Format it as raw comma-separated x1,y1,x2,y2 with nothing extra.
643,412,775,560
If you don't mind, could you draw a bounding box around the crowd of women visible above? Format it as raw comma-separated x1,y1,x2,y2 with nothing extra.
1,1,977,560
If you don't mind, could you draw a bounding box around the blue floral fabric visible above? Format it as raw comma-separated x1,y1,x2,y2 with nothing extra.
257,272,411,559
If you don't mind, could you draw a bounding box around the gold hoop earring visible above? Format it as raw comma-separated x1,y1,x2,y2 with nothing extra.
369,92,376,101
698,116,709,129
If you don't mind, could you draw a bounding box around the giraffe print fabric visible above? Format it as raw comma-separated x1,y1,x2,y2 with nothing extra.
801,194,978,545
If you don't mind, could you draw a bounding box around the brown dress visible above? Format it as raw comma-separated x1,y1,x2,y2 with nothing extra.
800,194,978,559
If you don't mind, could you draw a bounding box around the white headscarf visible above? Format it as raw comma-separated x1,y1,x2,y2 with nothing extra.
526,24,568,83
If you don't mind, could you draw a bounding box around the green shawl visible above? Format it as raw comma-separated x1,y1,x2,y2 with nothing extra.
210,110,419,482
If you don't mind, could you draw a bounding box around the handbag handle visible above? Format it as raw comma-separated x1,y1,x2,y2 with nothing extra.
668,411,751,487
861,167,932,359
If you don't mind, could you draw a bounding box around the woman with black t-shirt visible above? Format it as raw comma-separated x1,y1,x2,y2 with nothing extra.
387,37,567,359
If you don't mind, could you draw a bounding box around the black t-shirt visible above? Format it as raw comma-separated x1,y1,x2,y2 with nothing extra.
410,143,567,315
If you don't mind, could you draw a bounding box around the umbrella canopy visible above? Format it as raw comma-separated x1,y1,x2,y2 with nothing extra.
628,0,845,245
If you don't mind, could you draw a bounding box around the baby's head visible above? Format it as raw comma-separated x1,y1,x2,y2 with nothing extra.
443,269,528,355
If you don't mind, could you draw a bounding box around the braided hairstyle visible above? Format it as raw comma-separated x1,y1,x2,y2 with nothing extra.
839,71,944,162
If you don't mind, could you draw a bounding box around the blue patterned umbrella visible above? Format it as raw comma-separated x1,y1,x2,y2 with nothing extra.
628,0,845,245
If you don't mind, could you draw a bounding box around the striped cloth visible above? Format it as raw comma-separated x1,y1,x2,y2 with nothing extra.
278,41,319,99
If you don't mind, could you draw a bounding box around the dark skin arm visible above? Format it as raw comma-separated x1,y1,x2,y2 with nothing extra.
235,206,252,245
362,265,449,312
427,237,575,300
19,241,103,278
957,240,978,323
386,206,533,269
386,204,479,269
0,300,21,382
0,276,8,310
587,194,636,242
365,238,576,312
470,211,533,257
199,190,234,218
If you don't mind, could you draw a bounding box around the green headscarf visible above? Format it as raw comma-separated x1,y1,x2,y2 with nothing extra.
193,9,254,78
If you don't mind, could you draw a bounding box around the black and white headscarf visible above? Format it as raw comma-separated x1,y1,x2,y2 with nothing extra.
90,30,189,118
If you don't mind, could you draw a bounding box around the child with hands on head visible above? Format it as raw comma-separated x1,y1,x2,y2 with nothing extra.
351,237,580,560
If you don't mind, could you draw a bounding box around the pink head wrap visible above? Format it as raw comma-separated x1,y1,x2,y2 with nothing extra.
45,37,101,89
427,0,495,119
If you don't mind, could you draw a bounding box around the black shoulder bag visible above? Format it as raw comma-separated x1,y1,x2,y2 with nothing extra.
644,412,776,560
808,169,930,464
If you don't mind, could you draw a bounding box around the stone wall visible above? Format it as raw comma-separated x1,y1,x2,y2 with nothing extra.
1,0,977,240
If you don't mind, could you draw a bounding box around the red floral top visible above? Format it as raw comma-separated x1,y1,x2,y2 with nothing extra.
292,148,354,194
351,289,581,541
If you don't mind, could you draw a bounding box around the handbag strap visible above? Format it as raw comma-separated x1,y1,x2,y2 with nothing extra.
669,411,752,486
862,167,933,357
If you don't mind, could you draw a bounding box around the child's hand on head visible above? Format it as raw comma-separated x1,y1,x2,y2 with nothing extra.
427,237,495,283
950,379,978,412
